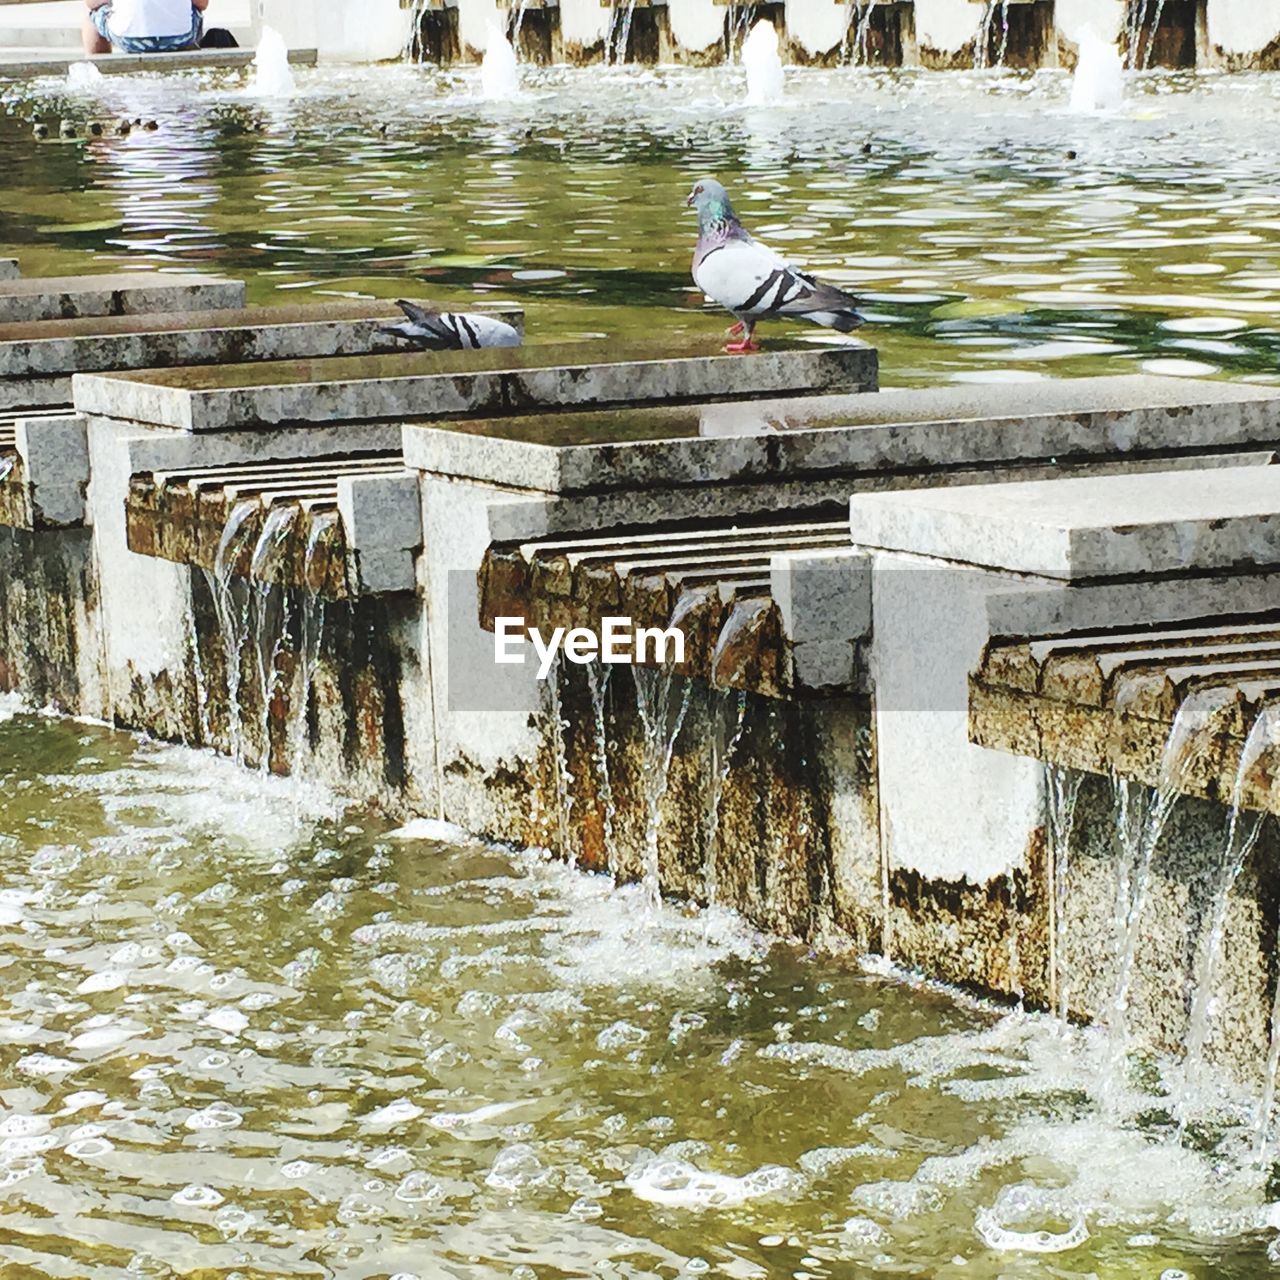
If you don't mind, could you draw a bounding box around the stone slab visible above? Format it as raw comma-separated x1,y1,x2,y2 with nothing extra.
0,273,244,324
848,463,1280,579
0,46,316,78
0,301,524,378
72,341,879,433
0,261,17,281
400,375,1280,494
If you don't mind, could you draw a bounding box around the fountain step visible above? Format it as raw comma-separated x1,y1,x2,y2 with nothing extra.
1,299,523,413
0,299,523,382
0,410,86,530
849,461,1280,580
0,46,317,79
127,451,416,597
0,272,244,325
0,261,16,281
73,339,879,433
402,374,1280,498
972,614,1280,813
480,514,866,697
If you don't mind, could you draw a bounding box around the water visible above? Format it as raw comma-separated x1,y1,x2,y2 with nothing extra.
1104,689,1234,1094
2,706,1280,1274
5,64,1280,386
479,21,519,100
742,21,785,107
1069,25,1125,114
248,26,296,99
631,662,691,909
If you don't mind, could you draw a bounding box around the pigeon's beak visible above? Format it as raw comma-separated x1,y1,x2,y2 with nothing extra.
685,191,695,208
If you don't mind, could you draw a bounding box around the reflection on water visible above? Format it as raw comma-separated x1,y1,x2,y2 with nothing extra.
1,64,1280,386
0,704,1278,1276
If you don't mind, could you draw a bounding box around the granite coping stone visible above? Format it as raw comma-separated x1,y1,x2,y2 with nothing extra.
400,374,1280,494
0,273,244,324
72,341,879,433
0,300,524,378
0,261,17,282
848,463,1280,579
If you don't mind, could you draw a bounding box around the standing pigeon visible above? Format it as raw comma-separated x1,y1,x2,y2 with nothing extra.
687,178,863,354
379,300,522,351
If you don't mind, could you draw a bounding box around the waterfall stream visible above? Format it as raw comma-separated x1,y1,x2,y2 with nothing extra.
632,662,692,909
1104,689,1234,1099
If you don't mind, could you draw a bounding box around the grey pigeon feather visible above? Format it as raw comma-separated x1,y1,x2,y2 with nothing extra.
687,178,863,351
379,300,522,351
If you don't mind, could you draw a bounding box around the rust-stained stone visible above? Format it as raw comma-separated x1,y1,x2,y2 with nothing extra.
1057,773,1280,1083
889,824,1052,1009
973,620,1280,815
530,663,883,951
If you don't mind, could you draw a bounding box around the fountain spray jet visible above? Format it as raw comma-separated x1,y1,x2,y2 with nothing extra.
742,21,785,106
480,20,519,101
1069,25,1124,113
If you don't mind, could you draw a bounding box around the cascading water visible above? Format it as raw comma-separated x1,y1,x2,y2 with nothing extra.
202,502,334,776
1126,0,1169,70
545,656,576,865
703,687,746,909
845,0,879,68
247,506,299,775
1045,764,1085,1022
586,660,616,865
606,0,639,65
1176,704,1275,1136
632,661,692,910
1104,688,1234,1100
210,500,259,764
973,0,1010,70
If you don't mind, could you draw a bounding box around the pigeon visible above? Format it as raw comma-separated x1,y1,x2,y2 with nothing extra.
378,300,522,351
687,177,863,354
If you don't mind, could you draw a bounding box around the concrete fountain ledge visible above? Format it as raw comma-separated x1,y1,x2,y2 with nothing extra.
0,272,244,324
71,340,880,433
0,300,524,410
403,374,1280,495
0,46,317,79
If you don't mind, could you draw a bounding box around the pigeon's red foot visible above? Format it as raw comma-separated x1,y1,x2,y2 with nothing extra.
726,322,745,338
724,338,761,355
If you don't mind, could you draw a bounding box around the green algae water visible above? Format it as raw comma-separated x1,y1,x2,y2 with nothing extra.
1,700,1279,1277
2,63,1280,388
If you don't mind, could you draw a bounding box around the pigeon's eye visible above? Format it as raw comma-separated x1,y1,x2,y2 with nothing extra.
694,185,703,195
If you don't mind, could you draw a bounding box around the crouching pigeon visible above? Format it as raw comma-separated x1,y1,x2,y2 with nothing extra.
379,300,522,351
687,178,863,354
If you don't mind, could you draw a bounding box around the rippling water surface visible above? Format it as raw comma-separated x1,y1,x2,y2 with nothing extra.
0,702,1279,1277
1,63,1280,385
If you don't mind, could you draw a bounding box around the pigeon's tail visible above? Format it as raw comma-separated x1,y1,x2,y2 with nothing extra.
796,281,864,333
806,307,864,333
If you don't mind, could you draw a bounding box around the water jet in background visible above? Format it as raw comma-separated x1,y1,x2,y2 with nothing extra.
1069,25,1125,112
480,20,520,99
743,20,785,104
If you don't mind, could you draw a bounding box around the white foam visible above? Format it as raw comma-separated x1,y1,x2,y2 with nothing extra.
625,1157,806,1210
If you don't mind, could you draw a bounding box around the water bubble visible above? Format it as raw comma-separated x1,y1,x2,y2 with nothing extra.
596,1020,647,1052
395,1171,446,1204
213,1205,256,1239
171,1184,224,1208
282,1159,317,1179
185,1101,243,1131
66,1136,115,1159
485,1143,551,1194
203,1008,249,1035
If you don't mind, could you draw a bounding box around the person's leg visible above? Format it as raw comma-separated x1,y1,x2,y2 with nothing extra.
82,1,113,54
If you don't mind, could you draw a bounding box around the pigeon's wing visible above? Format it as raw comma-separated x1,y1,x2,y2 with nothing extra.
694,239,862,331
446,313,523,349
